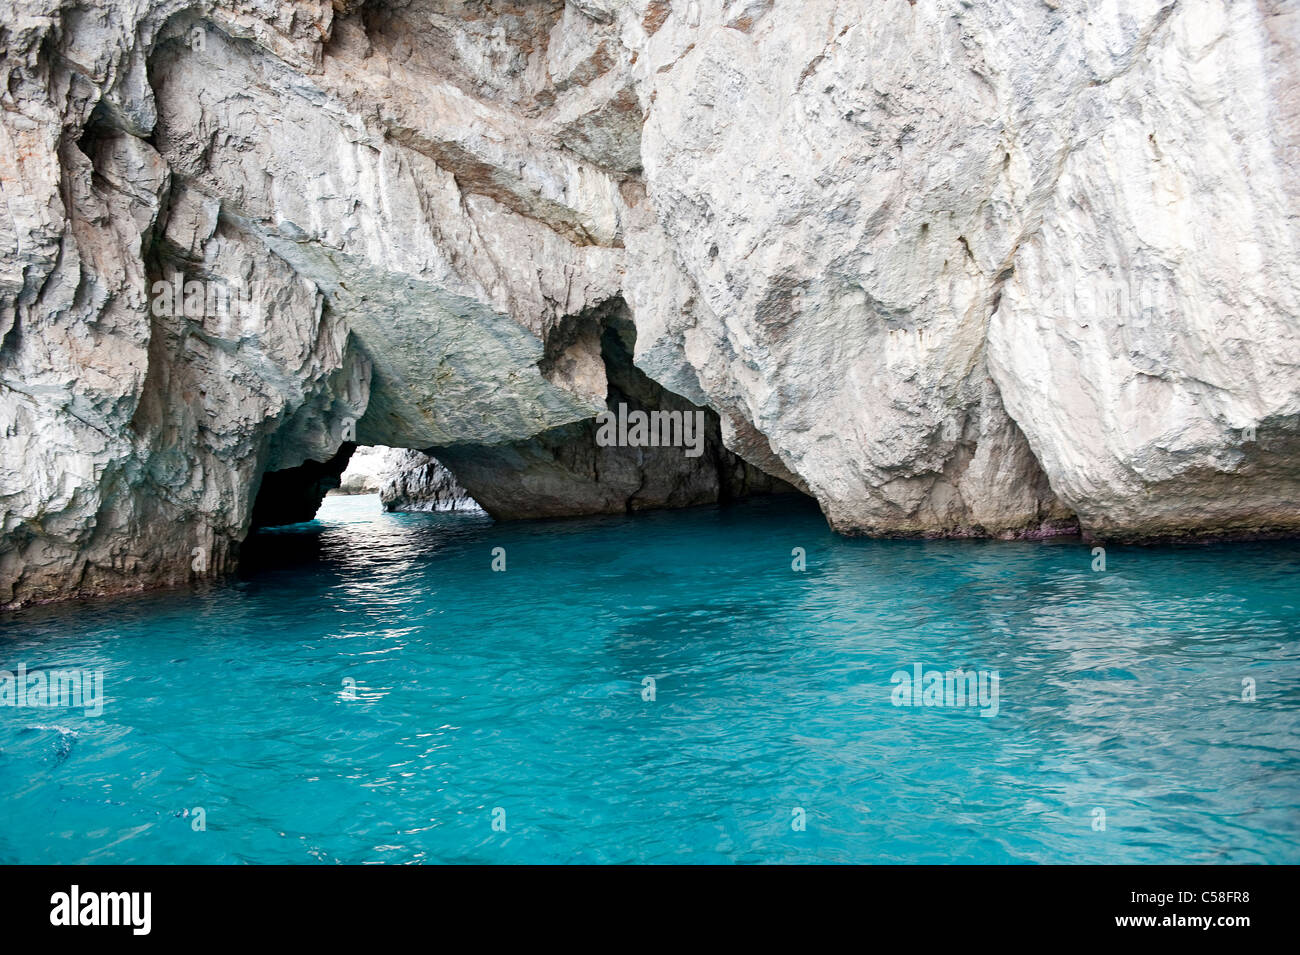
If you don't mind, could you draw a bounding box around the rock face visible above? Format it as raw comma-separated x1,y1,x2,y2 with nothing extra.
1,0,1298,606
432,300,799,518
376,449,482,514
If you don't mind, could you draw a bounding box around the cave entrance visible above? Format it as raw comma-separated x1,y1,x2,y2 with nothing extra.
244,444,484,534
331,446,484,514
245,299,805,534
425,302,805,519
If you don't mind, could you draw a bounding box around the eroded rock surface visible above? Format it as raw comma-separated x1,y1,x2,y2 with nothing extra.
377,449,483,514
1,0,1297,605
433,301,798,518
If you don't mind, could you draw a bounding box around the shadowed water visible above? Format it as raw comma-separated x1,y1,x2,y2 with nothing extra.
1,493,1297,863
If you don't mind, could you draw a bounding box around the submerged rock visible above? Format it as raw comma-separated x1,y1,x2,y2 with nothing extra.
0,0,1297,606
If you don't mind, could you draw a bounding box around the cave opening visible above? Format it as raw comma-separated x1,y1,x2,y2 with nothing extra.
332,446,485,514
426,301,807,520
244,298,807,550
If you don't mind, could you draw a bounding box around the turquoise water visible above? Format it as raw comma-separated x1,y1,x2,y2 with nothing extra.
1,493,1297,864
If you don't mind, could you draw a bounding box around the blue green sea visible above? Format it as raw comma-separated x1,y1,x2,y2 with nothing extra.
2,494,1297,863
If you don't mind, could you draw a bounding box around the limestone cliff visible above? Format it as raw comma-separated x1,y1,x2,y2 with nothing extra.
2,0,1297,606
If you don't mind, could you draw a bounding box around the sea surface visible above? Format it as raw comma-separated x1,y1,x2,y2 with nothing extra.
2,493,1297,863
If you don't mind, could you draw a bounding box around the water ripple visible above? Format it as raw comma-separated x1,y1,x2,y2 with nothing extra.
1,494,1297,863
